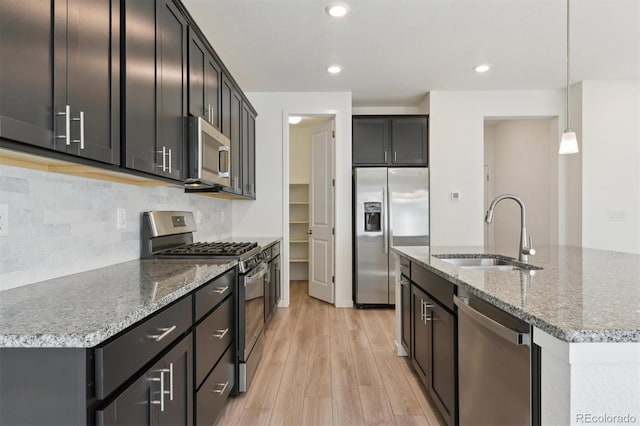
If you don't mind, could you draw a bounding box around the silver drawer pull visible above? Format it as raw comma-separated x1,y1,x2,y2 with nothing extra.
150,325,176,342
211,286,229,295
212,328,229,339
212,381,229,395
150,370,166,411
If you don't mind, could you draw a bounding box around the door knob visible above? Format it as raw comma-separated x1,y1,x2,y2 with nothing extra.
307,230,312,234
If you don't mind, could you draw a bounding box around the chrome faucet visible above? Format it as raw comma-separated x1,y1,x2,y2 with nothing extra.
484,194,536,263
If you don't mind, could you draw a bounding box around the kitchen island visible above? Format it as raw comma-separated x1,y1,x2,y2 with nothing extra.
392,245,640,426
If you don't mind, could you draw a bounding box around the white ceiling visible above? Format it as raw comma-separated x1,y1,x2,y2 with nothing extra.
182,0,639,106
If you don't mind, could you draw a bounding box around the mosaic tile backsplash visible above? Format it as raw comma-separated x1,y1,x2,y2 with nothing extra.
0,164,232,291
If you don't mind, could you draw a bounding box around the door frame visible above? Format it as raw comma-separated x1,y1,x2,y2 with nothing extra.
283,114,336,306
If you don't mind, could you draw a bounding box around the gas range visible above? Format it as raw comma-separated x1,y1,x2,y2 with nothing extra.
141,211,262,273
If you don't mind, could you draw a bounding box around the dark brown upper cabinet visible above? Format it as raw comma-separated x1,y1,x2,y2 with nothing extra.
241,101,256,199
188,29,221,129
123,0,187,181
0,0,120,165
352,115,428,167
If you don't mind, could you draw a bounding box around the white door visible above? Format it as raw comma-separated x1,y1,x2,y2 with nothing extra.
308,119,334,304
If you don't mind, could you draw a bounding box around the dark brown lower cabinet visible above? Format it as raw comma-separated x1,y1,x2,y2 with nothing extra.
410,270,457,426
96,335,193,426
411,284,431,383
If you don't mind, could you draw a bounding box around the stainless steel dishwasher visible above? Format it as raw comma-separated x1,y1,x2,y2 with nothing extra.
454,291,535,426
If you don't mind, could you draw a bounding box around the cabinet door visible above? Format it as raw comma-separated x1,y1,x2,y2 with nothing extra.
96,336,192,426
352,117,389,165
429,303,455,426
61,0,119,164
96,360,161,426
264,266,272,321
400,276,411,354
411,284,431,384
390,117,428,166
123,0,157,174
188,29,206,121
156,0,187,180
158,335,193,426
241,103,256,198
204,55,221,129
221,75,242,194
0,0,54,148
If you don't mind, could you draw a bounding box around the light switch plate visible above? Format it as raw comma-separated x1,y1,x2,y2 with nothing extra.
0,204,8,236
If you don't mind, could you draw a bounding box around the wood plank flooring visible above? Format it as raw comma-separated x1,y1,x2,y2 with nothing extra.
216,281,444,426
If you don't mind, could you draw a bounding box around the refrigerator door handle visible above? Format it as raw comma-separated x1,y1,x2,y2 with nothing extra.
387,185,393,247
382,187,388,253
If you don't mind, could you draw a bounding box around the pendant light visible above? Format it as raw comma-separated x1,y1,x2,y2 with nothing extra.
559,0,579,154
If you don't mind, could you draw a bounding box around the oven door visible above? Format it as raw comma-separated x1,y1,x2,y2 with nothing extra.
242,262,267,359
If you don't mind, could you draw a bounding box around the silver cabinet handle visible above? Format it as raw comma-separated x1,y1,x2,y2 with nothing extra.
384,151,387,162
168,149,172,174
212,381,229,395
167,363,174,401
394,151,397,163
420,299,425,322
307,230,312,235
150,325,176,342
150,370,166,411
209,104,213,123
71,111,85,149
211,286,229,295
212,328,229,339
56,105,71,145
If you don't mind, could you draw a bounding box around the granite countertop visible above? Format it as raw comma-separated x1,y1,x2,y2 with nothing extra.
391,245,640,343
0,259,236,348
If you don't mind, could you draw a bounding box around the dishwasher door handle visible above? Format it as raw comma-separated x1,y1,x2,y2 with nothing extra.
453,296,530,346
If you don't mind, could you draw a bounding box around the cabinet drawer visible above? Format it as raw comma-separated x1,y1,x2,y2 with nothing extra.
194,268,235,321
411,265,455,311
196,344,235,426
95,296,192,399
195,296,233,387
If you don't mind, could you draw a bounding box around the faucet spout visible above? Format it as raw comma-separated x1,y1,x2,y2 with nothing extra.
484,194,536,263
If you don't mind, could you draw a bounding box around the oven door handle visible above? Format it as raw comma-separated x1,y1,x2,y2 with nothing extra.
244,262,268,286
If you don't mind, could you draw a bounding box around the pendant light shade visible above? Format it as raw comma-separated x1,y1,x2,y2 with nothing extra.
559,130,579,154
560,0,579,155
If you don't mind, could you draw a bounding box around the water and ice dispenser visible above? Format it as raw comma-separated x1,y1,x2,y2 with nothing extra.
364,202,382,232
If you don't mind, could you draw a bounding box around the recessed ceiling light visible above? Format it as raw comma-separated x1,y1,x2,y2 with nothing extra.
327,65,342,74
474,64,491,73
289,116,302,125
326,3,350,18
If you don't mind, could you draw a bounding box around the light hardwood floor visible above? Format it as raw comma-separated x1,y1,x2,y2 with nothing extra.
216,281,444,426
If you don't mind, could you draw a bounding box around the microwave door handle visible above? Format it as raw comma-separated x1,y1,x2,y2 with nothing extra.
218,145,230,178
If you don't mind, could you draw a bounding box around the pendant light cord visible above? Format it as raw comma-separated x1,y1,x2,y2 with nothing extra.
566,0,571,130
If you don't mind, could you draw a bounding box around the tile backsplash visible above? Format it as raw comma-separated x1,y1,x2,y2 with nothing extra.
0,164,231,291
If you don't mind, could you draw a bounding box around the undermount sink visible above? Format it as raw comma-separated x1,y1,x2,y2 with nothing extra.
433,254,543,271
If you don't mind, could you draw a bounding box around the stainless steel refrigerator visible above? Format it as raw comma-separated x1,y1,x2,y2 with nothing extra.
354,168,429,306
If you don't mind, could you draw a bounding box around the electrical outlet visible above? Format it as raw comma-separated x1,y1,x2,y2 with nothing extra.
0,204,7,236
117,208,127,230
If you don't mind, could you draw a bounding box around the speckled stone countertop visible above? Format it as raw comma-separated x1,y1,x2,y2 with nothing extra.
392,245,640,343
0,259,236,348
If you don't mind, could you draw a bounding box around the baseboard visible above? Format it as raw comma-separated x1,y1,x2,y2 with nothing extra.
395,340,408,357
335,298,354,308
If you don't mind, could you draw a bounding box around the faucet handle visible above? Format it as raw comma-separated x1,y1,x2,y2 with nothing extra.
523,236,536,256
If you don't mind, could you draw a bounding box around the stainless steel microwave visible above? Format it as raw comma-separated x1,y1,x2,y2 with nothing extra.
186,116,230,189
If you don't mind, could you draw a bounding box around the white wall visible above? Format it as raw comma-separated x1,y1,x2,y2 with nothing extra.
231,92,353,308
289,126,311,184
581,81,640,253
0,164,231,291
428,90,566,247
484,119,558,256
